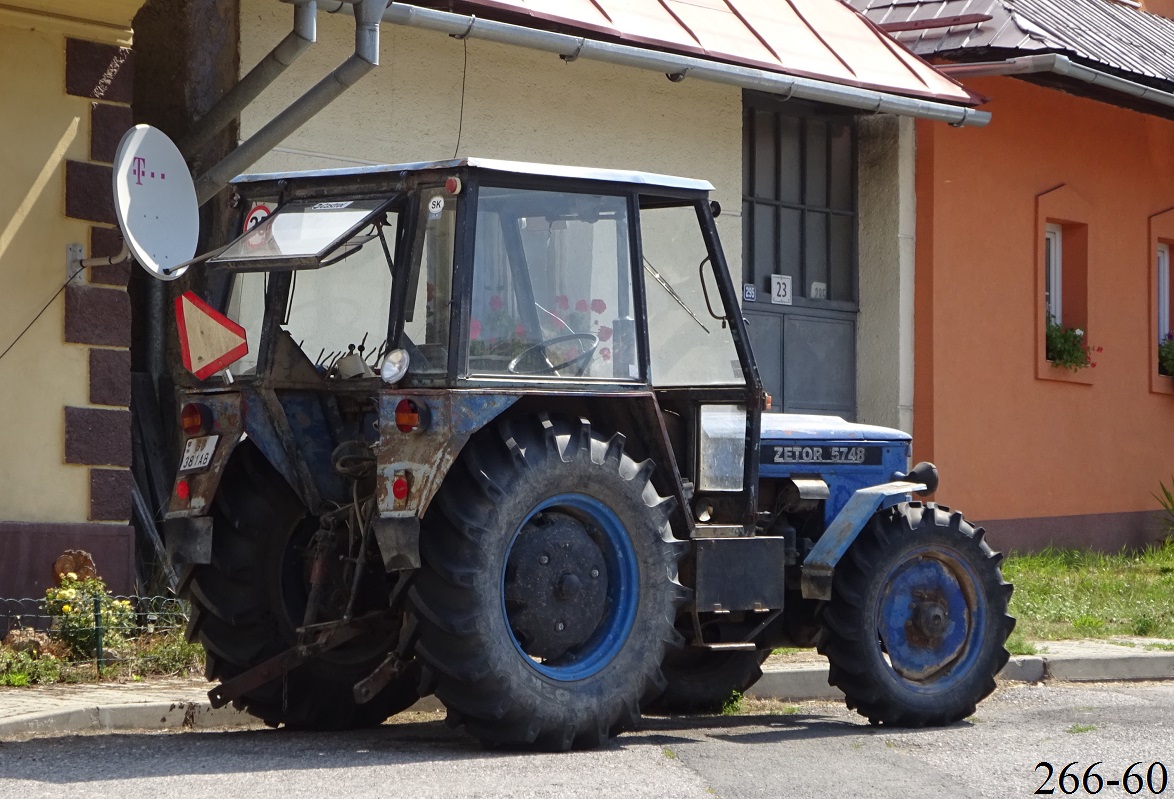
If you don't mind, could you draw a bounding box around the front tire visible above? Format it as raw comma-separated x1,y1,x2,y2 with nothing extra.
816,502,1014,726
408,414,687,750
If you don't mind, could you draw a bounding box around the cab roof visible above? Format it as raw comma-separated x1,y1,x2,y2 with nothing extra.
231,156,715,193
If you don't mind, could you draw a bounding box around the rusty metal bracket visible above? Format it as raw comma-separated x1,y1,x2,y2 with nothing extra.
207,610,393,709
353,651,406,704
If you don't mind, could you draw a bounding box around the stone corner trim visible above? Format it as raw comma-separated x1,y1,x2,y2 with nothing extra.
65,406,132,467
65,160,115,226
65,283,130,347
65,38,134,104
89,348,132,407
90,467,134,522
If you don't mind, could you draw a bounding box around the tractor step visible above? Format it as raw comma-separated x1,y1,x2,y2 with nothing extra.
693,642,757,651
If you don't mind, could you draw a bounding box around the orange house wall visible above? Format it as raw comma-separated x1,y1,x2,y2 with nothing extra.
916,76,1174,546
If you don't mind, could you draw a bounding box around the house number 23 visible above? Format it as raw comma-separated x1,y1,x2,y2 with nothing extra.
770,274,793,306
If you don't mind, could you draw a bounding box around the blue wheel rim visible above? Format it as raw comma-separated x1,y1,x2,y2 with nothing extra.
501,493,638,681
875,546,988,691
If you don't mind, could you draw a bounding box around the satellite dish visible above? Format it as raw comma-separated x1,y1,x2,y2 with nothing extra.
112,125,199,281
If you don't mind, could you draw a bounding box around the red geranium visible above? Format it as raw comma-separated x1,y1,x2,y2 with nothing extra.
575,299,589,312
555,295,569,311
598,325,613,342
489,294,504,311
591,298,607,314
470,319,482,340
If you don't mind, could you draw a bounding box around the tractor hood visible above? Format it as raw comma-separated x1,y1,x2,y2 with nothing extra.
760,413,911,443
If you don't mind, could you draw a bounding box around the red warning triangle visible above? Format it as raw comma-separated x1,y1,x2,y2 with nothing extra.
175,291,248,380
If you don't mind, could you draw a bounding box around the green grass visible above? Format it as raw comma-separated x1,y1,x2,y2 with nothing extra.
1066,723,1096,734
0,629,203,686
1003,541,1174,640
721,690,744,715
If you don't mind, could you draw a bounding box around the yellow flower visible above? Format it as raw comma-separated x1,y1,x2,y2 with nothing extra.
61,604,72,613
66,572,77,580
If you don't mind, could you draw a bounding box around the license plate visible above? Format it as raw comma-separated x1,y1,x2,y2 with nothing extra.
763,444,882,466
179,435,220,473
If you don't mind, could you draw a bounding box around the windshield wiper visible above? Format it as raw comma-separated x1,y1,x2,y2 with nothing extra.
642,256,710,334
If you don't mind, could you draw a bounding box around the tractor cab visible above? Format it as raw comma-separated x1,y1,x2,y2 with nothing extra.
183,158,761,530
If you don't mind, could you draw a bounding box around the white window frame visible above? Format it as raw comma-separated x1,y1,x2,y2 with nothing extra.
1158,243,1170,345
1045,223,1063,325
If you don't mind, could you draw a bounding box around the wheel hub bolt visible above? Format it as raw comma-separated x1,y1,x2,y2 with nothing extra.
590,568,599,578
539,554,549,565
556,621,565,631
915,603,948,636
556,573,581,600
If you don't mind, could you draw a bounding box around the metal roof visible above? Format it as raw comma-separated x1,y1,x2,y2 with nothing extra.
423,0,978,104
233,156,716,192
850,0,1174,87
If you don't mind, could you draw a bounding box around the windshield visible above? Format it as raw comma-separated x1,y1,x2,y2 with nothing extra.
467,187,638,381
640,202,744,386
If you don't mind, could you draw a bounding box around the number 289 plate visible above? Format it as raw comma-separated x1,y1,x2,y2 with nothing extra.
179,435,220,473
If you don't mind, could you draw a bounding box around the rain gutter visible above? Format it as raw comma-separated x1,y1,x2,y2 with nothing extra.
937,53,1174,111
319,1,990,127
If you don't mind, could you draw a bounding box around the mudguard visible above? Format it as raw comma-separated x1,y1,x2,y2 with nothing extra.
800,479,927,601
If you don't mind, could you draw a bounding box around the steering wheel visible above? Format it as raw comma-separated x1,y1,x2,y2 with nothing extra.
507,333,600,376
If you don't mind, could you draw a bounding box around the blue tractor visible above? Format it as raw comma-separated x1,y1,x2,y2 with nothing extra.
161,157,1013,748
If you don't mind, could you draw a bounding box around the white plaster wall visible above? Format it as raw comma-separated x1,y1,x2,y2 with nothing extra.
238,2,743,272
856,115,915,433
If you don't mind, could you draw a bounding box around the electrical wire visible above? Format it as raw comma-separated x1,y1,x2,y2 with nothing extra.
0,264,87,365
452,37,469,159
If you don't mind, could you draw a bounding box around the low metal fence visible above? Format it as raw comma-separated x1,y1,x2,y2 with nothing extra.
0,595,203,683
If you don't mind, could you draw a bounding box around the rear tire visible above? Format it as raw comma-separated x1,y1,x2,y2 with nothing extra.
647,646,769,714
408,414,687,750
185,443,420,729
816,502,1014,726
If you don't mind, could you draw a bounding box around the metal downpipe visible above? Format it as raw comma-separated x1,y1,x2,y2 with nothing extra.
181,1,318,158
321,2,989,127
194,0,388,204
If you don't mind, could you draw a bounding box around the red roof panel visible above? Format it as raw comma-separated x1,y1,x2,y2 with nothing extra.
448,0,977,104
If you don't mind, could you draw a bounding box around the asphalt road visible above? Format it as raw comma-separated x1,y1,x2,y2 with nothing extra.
1,682,1172,799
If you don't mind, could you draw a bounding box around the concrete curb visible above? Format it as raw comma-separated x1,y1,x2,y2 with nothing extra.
3,649,1171,737
0,701,256,738
747,649,1174,702
0,695,446,739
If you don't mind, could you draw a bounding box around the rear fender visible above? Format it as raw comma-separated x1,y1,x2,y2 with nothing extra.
164,392,244,519
375,391,519,519
800,479,927,601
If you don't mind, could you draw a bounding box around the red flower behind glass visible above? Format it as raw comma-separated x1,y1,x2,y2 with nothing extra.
591,298,607,314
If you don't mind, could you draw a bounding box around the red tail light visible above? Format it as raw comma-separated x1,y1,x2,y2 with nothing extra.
180,403,212,436
395,399,429,433
392,469,411,510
